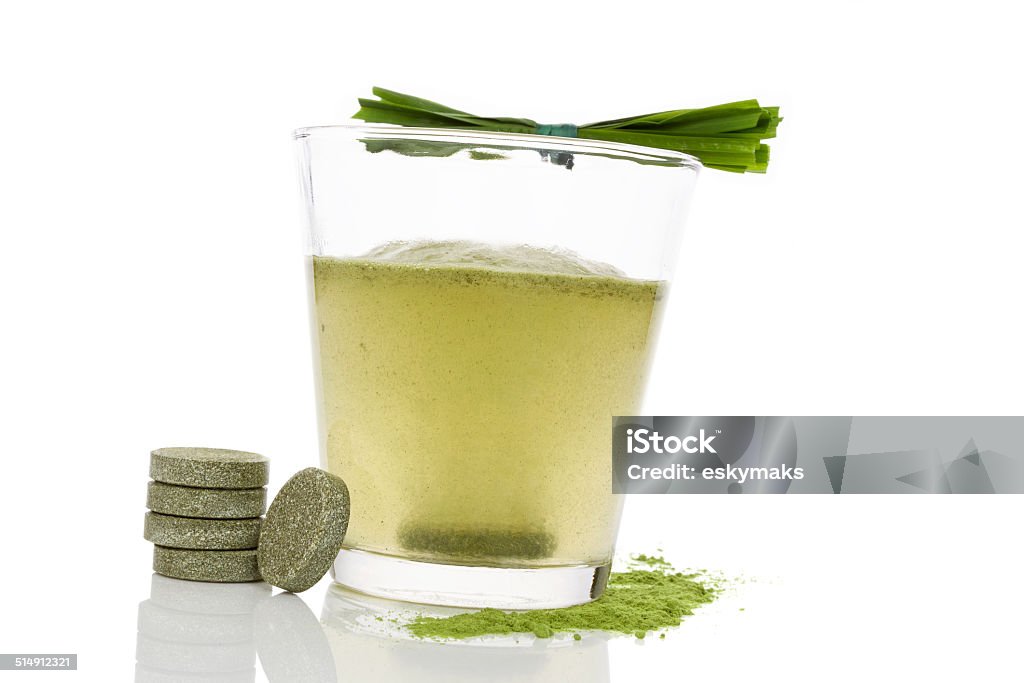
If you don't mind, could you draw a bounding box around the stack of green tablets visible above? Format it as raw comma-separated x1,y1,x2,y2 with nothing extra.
145,447,270,583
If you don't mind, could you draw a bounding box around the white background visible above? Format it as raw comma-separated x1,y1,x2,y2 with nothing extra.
1,1,1022,681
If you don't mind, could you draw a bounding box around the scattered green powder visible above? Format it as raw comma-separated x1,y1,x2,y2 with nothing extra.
631,553,671,568
407,558,717,641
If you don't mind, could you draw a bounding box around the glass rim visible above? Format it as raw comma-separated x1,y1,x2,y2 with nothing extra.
293,123,703,170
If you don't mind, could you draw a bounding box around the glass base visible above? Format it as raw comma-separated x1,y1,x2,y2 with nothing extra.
331,548,611,610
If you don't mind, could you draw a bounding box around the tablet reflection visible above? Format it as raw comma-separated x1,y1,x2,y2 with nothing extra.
253,592,336,682
135,574,269,682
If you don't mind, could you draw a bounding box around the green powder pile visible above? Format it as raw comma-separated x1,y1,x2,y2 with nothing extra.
407,556,718,640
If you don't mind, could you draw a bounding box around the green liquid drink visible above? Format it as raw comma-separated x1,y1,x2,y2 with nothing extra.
310,241,665,568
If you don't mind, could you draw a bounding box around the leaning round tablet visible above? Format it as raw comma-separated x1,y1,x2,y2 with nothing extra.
257,468,350,593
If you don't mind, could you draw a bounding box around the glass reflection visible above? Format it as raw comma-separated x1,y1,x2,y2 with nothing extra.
321,584,611,683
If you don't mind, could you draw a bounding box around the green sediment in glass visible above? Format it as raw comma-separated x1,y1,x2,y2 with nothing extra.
398,524,556,561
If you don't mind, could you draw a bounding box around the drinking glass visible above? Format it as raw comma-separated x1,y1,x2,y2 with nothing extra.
295,125,700,608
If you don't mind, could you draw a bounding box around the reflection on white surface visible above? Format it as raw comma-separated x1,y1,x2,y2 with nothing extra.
135,576,613,682
253,593,336,682
321,585,611,683
135,574,268,682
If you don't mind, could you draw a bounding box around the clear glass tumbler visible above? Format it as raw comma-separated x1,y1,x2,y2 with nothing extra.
295,125,700,608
